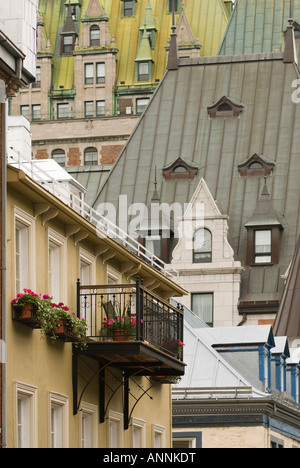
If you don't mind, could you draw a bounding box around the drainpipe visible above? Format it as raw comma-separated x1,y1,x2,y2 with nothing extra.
0,87,7,448
237,313,247,327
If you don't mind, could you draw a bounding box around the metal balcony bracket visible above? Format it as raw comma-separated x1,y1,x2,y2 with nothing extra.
72,350,159,430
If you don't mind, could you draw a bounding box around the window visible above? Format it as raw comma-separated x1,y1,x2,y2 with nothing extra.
48,230,66,303
168,0,179,13
123,0,134,16
20,105,30,120
57,103,69,119
85,63,94,84
52,149,66,167
81,402,97,448
80,250,96,336
132,418,146,448
108,411,124,448
192,293,213,327
84,147,98,165
270,436,284,448
85,101,94,118
138,62,149,81
32,104,41,120
96,63,105,83
15,209,35,293
15,221,29,293
96,100,105,116
50,393,69,448
254,230,272,264
136,98,150,114
90,25,100,46
16,382,38,448
152,424,166,448
145,235,161,259
63,35,74,54
193,228,212,263
238,154,275,177
32,66,41,88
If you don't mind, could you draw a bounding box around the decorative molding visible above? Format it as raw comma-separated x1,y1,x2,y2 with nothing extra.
207,96,243,118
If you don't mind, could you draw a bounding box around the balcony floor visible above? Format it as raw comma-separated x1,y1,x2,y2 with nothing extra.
74,339,186,377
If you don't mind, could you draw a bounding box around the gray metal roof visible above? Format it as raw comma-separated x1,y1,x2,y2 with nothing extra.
218,0,300,62
92,49,300,303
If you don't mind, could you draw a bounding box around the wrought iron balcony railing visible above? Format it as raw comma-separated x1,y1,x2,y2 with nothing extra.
76,278,184,361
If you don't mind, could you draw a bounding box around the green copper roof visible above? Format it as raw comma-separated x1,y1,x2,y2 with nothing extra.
135,27,153,62
140,0,156,30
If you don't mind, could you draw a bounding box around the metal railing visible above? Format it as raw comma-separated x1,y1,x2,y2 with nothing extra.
77,278,184,361
7,148,179,281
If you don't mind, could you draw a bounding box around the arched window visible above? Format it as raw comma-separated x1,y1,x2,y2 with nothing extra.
193,228,212,263
90,25,100,46
52,149,66,167
84,147,98,165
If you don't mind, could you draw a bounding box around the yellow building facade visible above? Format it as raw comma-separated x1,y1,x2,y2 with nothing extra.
6,163,186,448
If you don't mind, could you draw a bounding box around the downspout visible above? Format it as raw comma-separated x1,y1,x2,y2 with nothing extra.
0,88,6,448
237,313,247,327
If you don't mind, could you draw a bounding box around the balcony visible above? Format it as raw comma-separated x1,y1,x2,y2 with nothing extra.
73,278,186,429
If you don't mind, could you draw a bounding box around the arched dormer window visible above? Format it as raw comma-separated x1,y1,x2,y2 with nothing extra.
207,96,243,119
193,228,212,263
90,25,100,46
238,154,275,177
162,157,198,180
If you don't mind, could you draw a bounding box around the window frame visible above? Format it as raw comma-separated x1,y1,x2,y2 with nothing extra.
96,62,105,84
85,63,94,85
81,401,98,448
138,61,150,82
15,382,38,448
254,229,272,264
57,103,69,120
108,410,124,448
132,418,146,448
84,147,98,165
193,228,212,264
32,104,41,121
96,100,105,117
90,25,100,46
136,98,150,114
191,293,214,327
14,207,35,293
49,392,69,448
152,424,166,448
48,229,67,304
51,149,66,167
84,101,94,118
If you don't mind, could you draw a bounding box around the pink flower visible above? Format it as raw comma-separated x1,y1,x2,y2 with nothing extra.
11,299,17,303
43,294,51,300
17,293,23,298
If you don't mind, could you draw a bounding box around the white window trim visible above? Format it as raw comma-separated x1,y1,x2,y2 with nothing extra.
108,410,124,448
48,228,67,303
79,248,96,284
80,401,98,448
14,207,36,292
15,381,38,448
132,417,146,448
49,391,69,448
152,424,166,448
107,265,122,284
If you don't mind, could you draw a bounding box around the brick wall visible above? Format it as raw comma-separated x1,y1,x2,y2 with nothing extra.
35,149,49,159
101,145,123,165
67,147,81,166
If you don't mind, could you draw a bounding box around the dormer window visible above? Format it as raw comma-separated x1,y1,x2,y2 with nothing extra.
238,154,275,177
193,228,212,263
121,0,137,17
90,25,100,46
63,35,74,54
138,62,150,82
162,157,198,180
207,96,243,118
168,0,180,13
245,181,283,266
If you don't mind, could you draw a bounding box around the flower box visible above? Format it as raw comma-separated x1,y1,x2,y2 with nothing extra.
12,303,41,329
54,318,79,343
